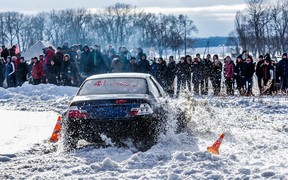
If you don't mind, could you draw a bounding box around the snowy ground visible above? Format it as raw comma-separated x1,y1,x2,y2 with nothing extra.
0,82,288,179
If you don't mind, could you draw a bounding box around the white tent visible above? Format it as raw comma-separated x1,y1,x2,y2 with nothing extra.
21,41,56,60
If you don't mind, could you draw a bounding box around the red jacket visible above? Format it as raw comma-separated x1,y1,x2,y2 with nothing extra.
224,60,235,80
45,50,55,65
32,61,44,79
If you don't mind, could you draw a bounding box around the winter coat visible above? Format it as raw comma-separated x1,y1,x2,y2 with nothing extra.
234,61,244,79
120,50,131,71
32,61,44,80
263,64,274,80
256,60,264,78
278,58,288,78
1,48,9,60
126,62,139,72
110,59,124,73
45,49,54,65
176,62,187,80
224,60,235,80
5,62,15,78
138,59,150,73
60,60,79,86
202,59,212,78
150,62,158,77
191,60,204,82
47,64,58,85
156,62,167,87
17,62,29,82
91,50,108,74
243,62,255,79
211,60,222,80
79,49,93,75
53,51,64,67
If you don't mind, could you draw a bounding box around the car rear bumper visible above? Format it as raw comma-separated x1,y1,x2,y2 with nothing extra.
65,115,160,141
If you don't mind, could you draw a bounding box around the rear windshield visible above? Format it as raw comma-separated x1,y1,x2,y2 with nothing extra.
78,78,148,95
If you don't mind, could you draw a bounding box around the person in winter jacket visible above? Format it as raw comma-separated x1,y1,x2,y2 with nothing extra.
5,56,16,88
136,47,144,62
53,47,64,78
210,54,222,96
110,55,124,73
31,57,44,85
262,59,275,95
126,57,139,72
224,56,235,95
60,54,79,86
91,45,108,74
202,54,212,95
243,55,255,96
47,60,58,85
278,53,288,93
176,57,187,97
16,57,29,86
255,55,264,93
120,47,131,71
156,58,168,90
138,54,150,73
79,45,93,79
150,58,158,77
185,55,192,93
166,56,176,97
0,57,5,87
1,45,9,61
234,55,245,95
191,57,204,95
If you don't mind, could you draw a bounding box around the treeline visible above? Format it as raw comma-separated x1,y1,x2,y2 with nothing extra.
229,0,288,57
0,3,197,57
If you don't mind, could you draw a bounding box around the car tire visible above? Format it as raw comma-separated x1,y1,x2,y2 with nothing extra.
63,121,79,151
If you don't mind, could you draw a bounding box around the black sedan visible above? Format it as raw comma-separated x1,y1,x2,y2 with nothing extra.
62,73,175,151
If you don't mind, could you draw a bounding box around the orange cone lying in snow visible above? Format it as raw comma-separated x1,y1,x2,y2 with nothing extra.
50,116,62,143
207,133,225,154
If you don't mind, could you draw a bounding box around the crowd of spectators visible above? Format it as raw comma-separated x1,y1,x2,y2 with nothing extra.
1,42,287,97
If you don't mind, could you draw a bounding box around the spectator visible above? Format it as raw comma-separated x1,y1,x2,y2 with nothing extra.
136,47,144,62
210,54,222,96
166,56,176,97
60,54,79,86
1,45,9,60
5,56,16,88
176,57,187,97
278,52,288,94
150,58,158,77
79,45,93,78
126,57,139,72
16,57,29,86
31,57,44,85
91,45,108,74
120,47,131,71
255,55,264,93
262,58,275,95
0,57,6,87
202,54,212,95
234,55,245,95
224,56,235,96
9,45,16,57
47,60,58,85
191,57,204,95
156,58,167,90
138,54,150,73
53,47,64,78
243,55,255,96
110,55,124,73
185,55,192,93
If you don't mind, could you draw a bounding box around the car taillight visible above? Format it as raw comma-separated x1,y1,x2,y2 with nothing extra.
68,106,88,119
129,103,153,116
116,99,127,104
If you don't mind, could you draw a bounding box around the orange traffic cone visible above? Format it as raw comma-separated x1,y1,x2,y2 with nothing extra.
50,116,62,143
207,133,225,154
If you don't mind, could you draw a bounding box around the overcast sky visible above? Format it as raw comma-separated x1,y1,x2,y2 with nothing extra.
1,0,246,37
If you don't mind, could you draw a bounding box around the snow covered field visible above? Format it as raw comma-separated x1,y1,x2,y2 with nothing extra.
0,83,288,179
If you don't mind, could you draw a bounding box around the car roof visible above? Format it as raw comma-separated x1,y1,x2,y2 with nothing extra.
86,73,152,80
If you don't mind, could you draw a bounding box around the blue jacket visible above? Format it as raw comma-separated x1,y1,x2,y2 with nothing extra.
5,62,15,78
278,58,288,78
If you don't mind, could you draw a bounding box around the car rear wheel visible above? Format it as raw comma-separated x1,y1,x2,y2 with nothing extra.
63,121,79,151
